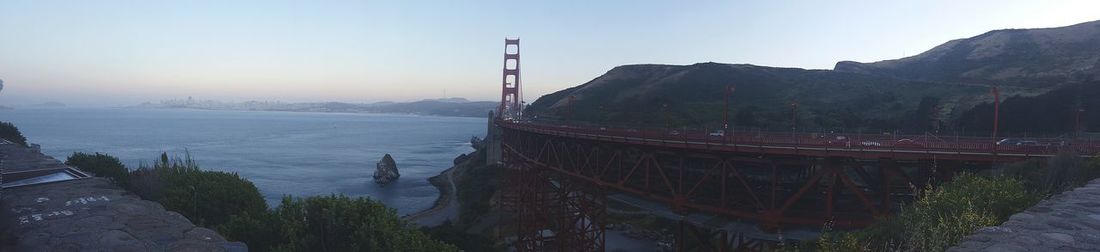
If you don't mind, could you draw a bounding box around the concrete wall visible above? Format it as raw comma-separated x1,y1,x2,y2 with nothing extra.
486,111,502,165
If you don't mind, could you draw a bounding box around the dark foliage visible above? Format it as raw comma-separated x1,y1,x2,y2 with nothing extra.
816,174,1038,252
1000,152,1100,196
420,221,498,252
128,152,267,227
65,152,130,189
0,121,28,146
218,211,283,252
455,150,502,226
956,82,1100,135
75,152,454,250
220,195,456,252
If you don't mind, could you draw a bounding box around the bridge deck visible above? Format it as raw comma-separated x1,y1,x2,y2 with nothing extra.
502,122,1100,161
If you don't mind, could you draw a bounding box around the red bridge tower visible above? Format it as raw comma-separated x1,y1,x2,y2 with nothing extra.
499,38,523,120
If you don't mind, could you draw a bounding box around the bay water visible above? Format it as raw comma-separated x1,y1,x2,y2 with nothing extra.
0,107,485,216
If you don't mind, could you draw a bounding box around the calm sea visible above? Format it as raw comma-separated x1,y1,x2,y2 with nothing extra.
0,107,485,215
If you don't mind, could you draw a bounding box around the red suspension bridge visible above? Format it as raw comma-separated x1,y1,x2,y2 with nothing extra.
493,39,1100,251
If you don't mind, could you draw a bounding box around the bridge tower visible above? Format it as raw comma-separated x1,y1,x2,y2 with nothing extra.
499,38,523,120
496,39,605,252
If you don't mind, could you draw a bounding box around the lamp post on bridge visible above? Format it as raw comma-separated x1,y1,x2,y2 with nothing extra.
1077,107,1085,139
991,86,1000,142
790,101,799,135
598,105,605,126
662,103,670,129
723,85,735,137
566,95,575,124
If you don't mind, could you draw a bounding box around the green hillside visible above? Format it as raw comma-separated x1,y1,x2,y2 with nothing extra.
526,63,987,132
526,20,1100,135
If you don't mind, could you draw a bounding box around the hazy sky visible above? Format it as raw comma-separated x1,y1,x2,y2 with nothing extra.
1,0,1097,106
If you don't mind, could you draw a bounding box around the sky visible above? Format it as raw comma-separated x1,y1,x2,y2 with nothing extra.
0,0,1098,107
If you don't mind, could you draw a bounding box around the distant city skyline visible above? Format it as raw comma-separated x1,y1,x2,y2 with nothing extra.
0,0,1097,107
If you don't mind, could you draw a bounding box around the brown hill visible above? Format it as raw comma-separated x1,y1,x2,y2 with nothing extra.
835,20,1100,88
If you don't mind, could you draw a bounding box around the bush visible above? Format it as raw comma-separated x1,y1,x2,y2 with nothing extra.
221,195,457,252
455,150,503,226
0,121,27,146
66,152,130,189
75,151,458,251
421,221,499,252
218,211,283,252
129,152,267,227
1001,151,1100,196
817,174,1038,252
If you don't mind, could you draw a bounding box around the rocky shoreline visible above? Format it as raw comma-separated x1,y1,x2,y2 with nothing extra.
404,148,479,225
403,165,456,224
405,136,484,226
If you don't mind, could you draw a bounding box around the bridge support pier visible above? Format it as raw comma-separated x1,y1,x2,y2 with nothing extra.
497,122,1006,251
503,146,606,252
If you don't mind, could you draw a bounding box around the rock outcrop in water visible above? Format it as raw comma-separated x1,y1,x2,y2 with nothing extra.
470,136,484,150
373,154,400,184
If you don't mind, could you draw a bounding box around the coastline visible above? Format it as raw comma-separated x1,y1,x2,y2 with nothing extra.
404,165,456,224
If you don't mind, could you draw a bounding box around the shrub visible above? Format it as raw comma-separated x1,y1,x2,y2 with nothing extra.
66,152,130,189
421,221,499,252
0,121,27,146
222,195,459,252
902,174,1036,251
817,174,1038,252
904,199,999,251
1001,151,1100,196
455,150,503,226
129,152,267,227
218,211,283,252
226,195,457,252
71,151,458,251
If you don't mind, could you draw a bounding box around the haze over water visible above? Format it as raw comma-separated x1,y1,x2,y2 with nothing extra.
0,107,485,215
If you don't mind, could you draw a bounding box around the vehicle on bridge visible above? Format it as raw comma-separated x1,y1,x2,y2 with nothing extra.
997,138,1023,145
895,138,923,147
859,140,882,147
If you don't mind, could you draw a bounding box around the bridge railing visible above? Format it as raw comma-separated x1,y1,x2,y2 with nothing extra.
501,120,1100,157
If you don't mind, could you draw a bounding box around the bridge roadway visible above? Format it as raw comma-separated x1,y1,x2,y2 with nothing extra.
502,121,1100,161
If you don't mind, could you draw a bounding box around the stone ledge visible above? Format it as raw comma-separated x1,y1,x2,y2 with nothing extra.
2,177,247,251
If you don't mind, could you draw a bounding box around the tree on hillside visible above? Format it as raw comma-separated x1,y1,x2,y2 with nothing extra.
0,121,28,146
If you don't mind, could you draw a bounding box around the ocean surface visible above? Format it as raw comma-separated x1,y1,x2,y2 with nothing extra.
0,107,485,216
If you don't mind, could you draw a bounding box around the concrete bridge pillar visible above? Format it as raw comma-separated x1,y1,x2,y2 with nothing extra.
486,111,502,164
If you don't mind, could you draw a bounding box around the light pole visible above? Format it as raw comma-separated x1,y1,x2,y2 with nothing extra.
599,105,605,126
991,86,1000,140
663,103,670,129
567,95,575,124
790,101,799,134
724,85,735,134
1077,108,1085,139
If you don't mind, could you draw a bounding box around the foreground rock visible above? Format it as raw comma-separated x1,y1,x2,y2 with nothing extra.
1,178,247,251
1,139,243,251
373,154,400,184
